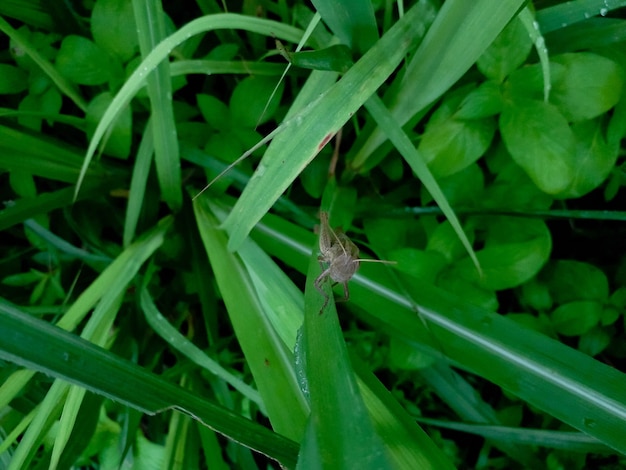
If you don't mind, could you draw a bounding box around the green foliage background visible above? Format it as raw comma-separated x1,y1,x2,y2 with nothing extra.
1,0,626,468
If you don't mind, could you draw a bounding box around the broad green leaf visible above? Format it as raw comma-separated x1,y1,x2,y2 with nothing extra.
500,99,576,194
426,220,473,263
519,278,553,312
389,248,447,285
429,163,485,208
551,300,602,336
0,64,27,94
478,15,533,82
197,94,231,131
91,0,138,62
230,76,284,127
300,151,332,198
455,81,503,119
550,53,623,122
449,218,552,291
481,156,554,210
579,327,611,357
86,92,132,159
419,113,495,178
506,52,624,122
18,87,62,131
55,35,113,86
544,260,610,305
363,216,419,253
557,119,618,198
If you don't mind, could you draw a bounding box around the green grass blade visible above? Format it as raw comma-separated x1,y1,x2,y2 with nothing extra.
123,119,154,246
519,7,551,102
140,286,263,406
7,379,68,469
0,15,87,111
193,195,308,442
208,201,305,349
0,180,112,232
351,0,527,168
251,211,626,455
49,291,124,469
417,418,611,453
0,303,300,467
0,217,172,423
351,356,457,470
132,0,181,210
0,1,53,30
75,13,304,198
0,125,108,184
56,216,173,332
364,95,481,273
222,4,430,251
536,0,626,33
170,59,297,77
298,253,393,469
236,209,456,466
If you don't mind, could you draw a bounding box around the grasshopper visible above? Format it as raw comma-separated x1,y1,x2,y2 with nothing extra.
315,211,395,311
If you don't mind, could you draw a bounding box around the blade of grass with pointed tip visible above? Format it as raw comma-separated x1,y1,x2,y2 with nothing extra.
0,302,299,467
0,125,108,184
140,285,263,407
133,0,181,210
124,118,154,247
76,13,304,198
222,4,432,251
0,15,87,111
364,95,481,272
351,0,527,169
0,178,116,231
0,216,172,423
193,195,308,442
49,291,124,470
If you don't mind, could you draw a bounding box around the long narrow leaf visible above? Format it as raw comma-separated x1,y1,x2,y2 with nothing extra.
193,195,308,442
222,4,433,250
76,13,304,198
132,0,181,210
351,0,526,168
0,303,300,467
251,211,626,455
